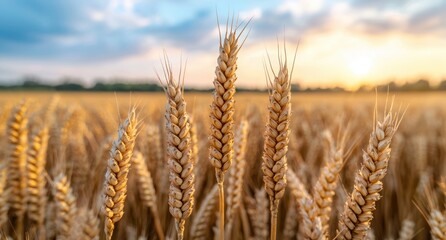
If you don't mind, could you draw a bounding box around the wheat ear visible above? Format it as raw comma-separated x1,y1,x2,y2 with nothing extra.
191,185,219,240
26,127,49,238
338,108,402,239
189,116,199,165
76,208,100,240
161,58,195,240
52,173,77,240
246,188,269,240
397,218,415,240
299,197,325,240
5,100,28,237
287,169,324,239
262,52,291,240
226,120,249,234
209,17,248,240
429,210,446,240
312,130,346,236
103,109,137,240
146,125,163,178
132,151,164,240
287,169,310,203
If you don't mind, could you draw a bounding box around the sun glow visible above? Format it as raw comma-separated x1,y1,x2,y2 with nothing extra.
349,57,372,77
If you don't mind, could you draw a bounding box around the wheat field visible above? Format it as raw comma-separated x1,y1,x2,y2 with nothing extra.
0,25,446,240
0,90,445,240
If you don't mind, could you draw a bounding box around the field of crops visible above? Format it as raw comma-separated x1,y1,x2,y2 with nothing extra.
1,26,446,240
0,90,445,240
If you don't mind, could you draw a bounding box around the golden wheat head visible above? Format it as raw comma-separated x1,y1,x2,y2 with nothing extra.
103,109,137,240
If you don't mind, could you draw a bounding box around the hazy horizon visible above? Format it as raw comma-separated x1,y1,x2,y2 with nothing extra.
1,0,446,90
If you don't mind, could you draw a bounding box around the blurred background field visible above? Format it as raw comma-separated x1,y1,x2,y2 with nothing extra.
0,91,445,110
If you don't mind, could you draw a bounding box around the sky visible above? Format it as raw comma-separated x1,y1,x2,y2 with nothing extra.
1,0,446,89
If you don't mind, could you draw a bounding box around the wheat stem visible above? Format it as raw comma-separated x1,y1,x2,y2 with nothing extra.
218,182,225,240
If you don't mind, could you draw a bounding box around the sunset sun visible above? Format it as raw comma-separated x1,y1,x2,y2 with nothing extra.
349,57,372,77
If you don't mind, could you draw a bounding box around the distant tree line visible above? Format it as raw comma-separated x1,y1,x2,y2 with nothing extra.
0,78,445,92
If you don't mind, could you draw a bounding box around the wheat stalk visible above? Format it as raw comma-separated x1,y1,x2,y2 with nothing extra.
132,151,165,240
26,127,49,238
191,185,219,240
226,119,249,234
161,57,195,240
209,17,249,240
103,108,137,240
52,173,77,240
262,51,292,240
337,107,402,239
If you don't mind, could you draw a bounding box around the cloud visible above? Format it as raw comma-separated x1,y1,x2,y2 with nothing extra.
1,0,446,87
408,1,446,35
146,10,217,51
2,0,446,62
0,0,155,61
